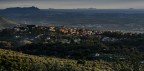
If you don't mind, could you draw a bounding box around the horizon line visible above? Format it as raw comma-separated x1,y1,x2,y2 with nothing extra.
0,6,143,10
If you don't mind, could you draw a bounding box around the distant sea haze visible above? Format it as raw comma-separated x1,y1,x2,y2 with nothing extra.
0,8,144,33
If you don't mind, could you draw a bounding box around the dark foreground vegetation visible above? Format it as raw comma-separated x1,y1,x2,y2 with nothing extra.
1,49,144,71
0,25,144,71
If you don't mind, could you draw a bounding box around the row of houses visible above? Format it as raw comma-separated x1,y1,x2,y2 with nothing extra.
1,25,132,45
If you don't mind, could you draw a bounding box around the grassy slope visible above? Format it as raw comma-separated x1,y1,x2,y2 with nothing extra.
0,49,143,71
0,16,16,29
0,49,116,71
0,25,4,29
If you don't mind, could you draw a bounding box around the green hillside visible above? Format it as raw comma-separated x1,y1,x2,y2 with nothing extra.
0,24,4,29
0,49,143,71
0,16,16,29
0,49,110,71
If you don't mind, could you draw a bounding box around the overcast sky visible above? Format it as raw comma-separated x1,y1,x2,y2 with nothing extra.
0,0,144,9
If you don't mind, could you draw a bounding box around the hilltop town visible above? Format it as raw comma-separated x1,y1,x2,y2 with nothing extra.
1,24,140,46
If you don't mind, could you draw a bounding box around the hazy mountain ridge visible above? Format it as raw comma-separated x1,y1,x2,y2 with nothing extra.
3,6,40,13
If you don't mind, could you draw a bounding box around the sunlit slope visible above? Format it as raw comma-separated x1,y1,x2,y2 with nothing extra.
0,16,17,29
0,48,116,71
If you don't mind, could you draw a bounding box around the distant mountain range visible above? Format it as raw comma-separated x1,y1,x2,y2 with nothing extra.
0,16,17,29
3,6,40,12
